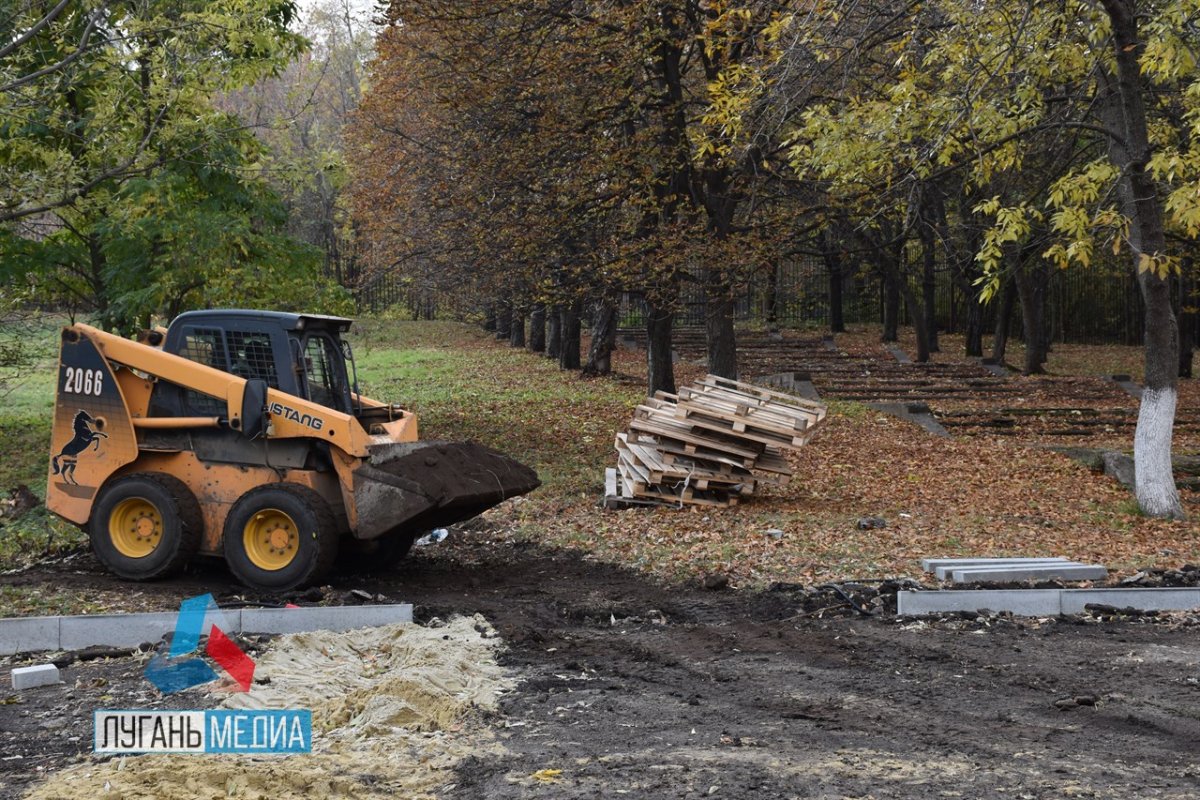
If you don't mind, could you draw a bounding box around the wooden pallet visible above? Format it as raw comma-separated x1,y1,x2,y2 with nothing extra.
625,431,790,484
696,375,828,415
619,469,741,507
607,375,826,510
651,392,814,451
630,406,763,461
616,433,756,491
677,385,823,429
602,467,665,509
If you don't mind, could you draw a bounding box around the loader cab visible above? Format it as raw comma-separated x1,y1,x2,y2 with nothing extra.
153,310,356,417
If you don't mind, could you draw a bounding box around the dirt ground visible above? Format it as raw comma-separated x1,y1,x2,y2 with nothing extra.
5,534,1200,799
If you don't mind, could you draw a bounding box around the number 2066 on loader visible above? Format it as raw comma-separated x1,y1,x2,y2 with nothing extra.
45,310,540,592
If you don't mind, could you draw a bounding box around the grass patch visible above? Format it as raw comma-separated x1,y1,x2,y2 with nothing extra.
348,319,642,497
0,585,103,617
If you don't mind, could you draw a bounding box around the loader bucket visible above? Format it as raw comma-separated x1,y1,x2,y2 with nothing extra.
351,441,540,540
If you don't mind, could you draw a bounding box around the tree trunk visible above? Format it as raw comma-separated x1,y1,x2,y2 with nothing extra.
992,277,1016,364
583,299,617,376
528,305,546,353
765,263,780,327
546,304,562,360
821,230,846,333
646,304,676,396
483,304,497,332
1101,0,1184,518
704,277,737,379
920,230,940,353
898,279,930,363
509,307,526,348
916,197,941,353
494,300,511,340
1012,258,1048,375
882,272,900,342
559,302,581,370
879,240,929,361
963,290,984,358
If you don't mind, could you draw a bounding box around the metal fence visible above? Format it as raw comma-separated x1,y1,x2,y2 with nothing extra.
616,256,1146,345
357,255,1150,345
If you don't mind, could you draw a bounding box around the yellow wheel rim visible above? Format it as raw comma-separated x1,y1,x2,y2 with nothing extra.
109,497,164,559
243,509,300,571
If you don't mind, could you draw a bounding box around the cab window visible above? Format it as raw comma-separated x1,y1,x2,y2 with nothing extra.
303,334,346,411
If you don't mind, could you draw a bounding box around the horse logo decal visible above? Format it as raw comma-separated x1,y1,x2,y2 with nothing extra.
51,410,108,485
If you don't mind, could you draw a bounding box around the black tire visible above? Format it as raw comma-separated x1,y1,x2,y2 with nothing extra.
337,532,418,573
90,473,202,581
223,483,338,592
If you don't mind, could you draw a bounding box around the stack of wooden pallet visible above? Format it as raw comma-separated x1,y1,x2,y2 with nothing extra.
605,375,827,508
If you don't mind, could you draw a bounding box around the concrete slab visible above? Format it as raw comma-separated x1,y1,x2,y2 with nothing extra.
11,663,60,690
931,561,1075,578
759,372,822,402
59,612,178,650
899,587,1200,617
978,358,1009,377
950,564,1107,583
1060,588,1200,614
867,402,950,438
1102,451,1135,489
1111,374,1143,399
793,380,821,403
0,616,61,656
898,589,1063,616
240,603,412,635
921,556,1069,572
3,604,413,654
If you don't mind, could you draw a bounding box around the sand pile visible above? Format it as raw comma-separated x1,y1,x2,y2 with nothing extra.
24,615,512,800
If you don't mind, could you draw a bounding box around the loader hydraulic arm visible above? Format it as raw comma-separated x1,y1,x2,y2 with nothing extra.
75,324,374,457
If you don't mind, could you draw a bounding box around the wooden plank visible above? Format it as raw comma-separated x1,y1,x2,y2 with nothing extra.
690,379,826,414
692,382,829,431
697,374,828,412
641,398,797,450
617,447,654,486
690,387,826,431
620,451,752,496
658,405,811,452
675,396,810,439
625,478,739,508
679,385,822,430
618,456,740,506
648,440,748,472
628,431,789,477
618,433,753,486
603,467,663,509
754,448,793,476
656,387,823,447
630,409,763,460
676,393,807,433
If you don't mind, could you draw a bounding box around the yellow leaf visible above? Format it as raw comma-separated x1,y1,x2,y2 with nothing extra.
532,769,562,783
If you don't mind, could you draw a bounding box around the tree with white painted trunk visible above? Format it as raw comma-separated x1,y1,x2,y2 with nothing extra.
1097,0,1183,519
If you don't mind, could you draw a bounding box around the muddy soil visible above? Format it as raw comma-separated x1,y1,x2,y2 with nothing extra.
5,535,1200,798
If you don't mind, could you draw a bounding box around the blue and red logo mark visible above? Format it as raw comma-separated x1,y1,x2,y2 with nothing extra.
145,594,255,694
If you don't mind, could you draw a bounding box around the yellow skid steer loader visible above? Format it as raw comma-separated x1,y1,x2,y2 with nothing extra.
45,310,539,591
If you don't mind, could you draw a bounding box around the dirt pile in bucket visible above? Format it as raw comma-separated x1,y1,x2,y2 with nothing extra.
24,615,512,800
